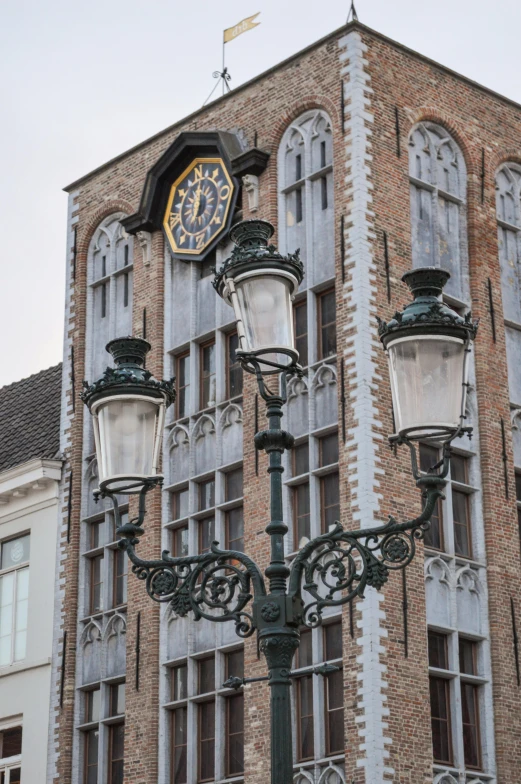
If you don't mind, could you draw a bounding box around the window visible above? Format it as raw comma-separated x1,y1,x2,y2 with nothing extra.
428,631,452,764
295,629,314,761
199,518,215,556
459,638,481,769
113,549,127,607
172,707,187,784
293,299,308,367
292,442,310,548
199,479,215,511
226,695,244,776
225,648,244,680
176,352,190,419
317,289,336,359
319,433,339,534
419,446,474,557
110,683,125,717
200,341,216,409
0,726,22,784
419,444,444,550
516,471,521,557
225,468,244,553
324,622,343,756
89,554,104,614
108,722,124,784
171,487,189,522
172,526,189,558
226,332,243,398
198,657,215,782
408,123,468,302
0,535,30,666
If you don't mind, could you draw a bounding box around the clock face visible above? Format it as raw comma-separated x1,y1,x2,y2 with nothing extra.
163,157,235,257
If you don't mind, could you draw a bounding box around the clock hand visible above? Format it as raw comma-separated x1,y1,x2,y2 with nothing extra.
192,183,202,220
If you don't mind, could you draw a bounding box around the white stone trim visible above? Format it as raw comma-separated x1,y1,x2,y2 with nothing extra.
338,30,392,781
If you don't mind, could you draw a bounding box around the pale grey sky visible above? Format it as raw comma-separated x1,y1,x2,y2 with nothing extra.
1,0,520,387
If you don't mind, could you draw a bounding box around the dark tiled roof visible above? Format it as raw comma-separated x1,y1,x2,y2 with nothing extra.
0,363,62,474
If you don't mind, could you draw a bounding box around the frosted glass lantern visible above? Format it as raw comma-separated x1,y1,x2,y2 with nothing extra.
214,219,304,374
379,268,477,442
82,337,175,494
92,395,165,493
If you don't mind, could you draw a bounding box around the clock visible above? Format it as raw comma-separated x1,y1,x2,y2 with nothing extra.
163,157,235,257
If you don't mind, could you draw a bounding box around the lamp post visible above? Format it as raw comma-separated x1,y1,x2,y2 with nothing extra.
81,220,477,784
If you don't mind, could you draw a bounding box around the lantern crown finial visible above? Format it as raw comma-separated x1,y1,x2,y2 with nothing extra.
106,336,151,368
401,267,450,299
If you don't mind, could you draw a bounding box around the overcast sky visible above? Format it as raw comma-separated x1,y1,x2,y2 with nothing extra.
1,0,520,387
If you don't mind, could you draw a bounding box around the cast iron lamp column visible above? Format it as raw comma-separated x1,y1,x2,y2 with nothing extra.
81,220,478,784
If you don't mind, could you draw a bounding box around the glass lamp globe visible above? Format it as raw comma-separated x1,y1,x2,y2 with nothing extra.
214,220,304,374
378,268,478,442
82,337,175,494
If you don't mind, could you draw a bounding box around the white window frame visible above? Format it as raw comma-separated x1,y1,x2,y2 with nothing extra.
0,719,23,783
0,535,30,667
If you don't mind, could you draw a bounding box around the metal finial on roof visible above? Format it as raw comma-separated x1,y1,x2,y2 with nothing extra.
347,1,359,22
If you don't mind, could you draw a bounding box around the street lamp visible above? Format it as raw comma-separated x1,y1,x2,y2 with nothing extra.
82,220,477,784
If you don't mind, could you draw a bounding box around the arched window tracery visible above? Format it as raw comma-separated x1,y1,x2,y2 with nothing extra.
408,122,468,301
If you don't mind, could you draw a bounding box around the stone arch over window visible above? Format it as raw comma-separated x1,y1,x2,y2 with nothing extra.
408,122,469,301
278,109,334,271
86,213,133,378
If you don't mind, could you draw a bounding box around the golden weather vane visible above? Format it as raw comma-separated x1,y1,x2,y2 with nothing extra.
203,12,261,106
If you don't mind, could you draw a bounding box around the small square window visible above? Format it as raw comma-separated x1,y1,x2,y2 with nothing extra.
0,536,30,570
292,442,309,477
171,663,188,701
324,621,342,661
225,648,244,680
0,726,23,758
225,469,243,501
198,479,215,511
319,432,339,467
171,487,189,520
110,683,125,717
198,656,215,694
85,689,100,723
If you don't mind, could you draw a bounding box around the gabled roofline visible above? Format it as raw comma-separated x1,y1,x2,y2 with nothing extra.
64,21,521,193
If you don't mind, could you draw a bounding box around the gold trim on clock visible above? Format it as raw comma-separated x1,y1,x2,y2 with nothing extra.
163,157,235,256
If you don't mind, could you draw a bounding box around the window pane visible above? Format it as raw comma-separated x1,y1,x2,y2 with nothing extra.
8,770,21,784
424,498,443,550
459,638,477,675
227,332,243,398
176,353,190,419
200,342,216,409
319,290,336,359
110,683,125,716
198,702,215,782
452,490,471,557
172,526,189,558
90,555,104,613
198,657,215,694
430,677,452,764
199,518,215,555
171,488,189,520
2,726,22,757
86,688,101,723
516,472,521,502
225,469,243,501
1,536,30,570
294,300,308,367
320,433,339,466
226,508,244,553
450,454,468,484
113,549,127,607
172,707,187,784
294,483,310,546
225,648,244,680
296,629,313,668
428,631,448,669
419,444,439,473
226,694,244,775
85,729,99,784
324,621,342,660
0,572,14,665
89,520,103,550
293,443,309,476
321,473,340,533
297,676,314,760
198,480,215,511
326,669,344,755
171,664,188,701
461,683,481,768
109,723,124,784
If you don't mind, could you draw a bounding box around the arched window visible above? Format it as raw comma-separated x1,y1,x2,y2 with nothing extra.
278,109,334,264
409,123,468,301
496,163,521,409
87,214,133,377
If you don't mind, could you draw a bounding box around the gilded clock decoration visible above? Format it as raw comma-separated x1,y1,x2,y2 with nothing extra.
163,157,235,256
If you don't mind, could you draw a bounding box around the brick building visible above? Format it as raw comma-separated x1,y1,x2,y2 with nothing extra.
48,20,521,784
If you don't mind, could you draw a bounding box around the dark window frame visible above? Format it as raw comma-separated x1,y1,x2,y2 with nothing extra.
199,340,216,410
226,331,243,399
225,693,244,776
293,298,308,368
171,706,188,784
89,553,104,615
317,288,337,360
107,721,125,784
197,700,215,783
175,351,190,420
112,548,127,608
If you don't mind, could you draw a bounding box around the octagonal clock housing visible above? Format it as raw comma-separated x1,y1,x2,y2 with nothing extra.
122,131,243,262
